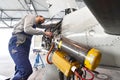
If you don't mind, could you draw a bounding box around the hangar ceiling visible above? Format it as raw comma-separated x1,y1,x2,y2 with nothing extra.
0,0,84,28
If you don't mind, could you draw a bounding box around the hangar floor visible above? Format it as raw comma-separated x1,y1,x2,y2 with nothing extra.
28,64,120,80
0,51,120,80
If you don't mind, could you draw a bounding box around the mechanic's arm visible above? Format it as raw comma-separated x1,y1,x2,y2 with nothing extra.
24,15,52,36
24,15,44,35
36,24,46,28
37,23,56,29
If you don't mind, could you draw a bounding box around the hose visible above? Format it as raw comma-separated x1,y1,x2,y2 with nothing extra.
74,71,85,80
46,43,54,64
74,67,94,80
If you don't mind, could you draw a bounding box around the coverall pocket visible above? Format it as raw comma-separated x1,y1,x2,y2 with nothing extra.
16,34,27,47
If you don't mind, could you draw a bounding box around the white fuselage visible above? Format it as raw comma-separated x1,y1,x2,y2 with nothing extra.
62,7,120,67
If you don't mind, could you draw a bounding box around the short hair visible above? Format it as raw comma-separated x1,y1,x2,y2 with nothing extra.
36,15,45,20
36,15,43,18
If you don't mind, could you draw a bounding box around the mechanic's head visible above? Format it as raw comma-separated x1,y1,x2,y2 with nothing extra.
35,15,45,24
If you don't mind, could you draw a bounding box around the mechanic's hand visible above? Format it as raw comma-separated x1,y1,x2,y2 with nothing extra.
44,32,53,37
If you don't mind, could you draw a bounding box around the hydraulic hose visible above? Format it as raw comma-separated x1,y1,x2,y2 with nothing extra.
71,66,94,80
46,43,54,64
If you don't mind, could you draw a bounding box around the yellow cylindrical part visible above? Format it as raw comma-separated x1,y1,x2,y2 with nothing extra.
55,37,102,71
84,48,101,71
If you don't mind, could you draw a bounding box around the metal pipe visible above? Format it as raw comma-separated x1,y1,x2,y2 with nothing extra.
18,0,29,14
30,0,37,15
24,0,33,14
0,9,49,11
55,36,89,64
0,19,10,27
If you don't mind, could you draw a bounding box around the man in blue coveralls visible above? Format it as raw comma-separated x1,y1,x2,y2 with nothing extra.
8,14,52,80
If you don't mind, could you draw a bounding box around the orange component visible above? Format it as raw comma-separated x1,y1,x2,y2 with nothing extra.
46,43,54,64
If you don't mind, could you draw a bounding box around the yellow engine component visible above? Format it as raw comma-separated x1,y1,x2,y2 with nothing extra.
52,50,80,77
84,48,101,71
55,37,102,71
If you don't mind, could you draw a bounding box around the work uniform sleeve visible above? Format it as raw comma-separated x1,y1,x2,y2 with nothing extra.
24,15,45,35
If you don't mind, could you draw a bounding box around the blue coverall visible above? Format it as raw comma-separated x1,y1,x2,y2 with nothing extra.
8,25,36,80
